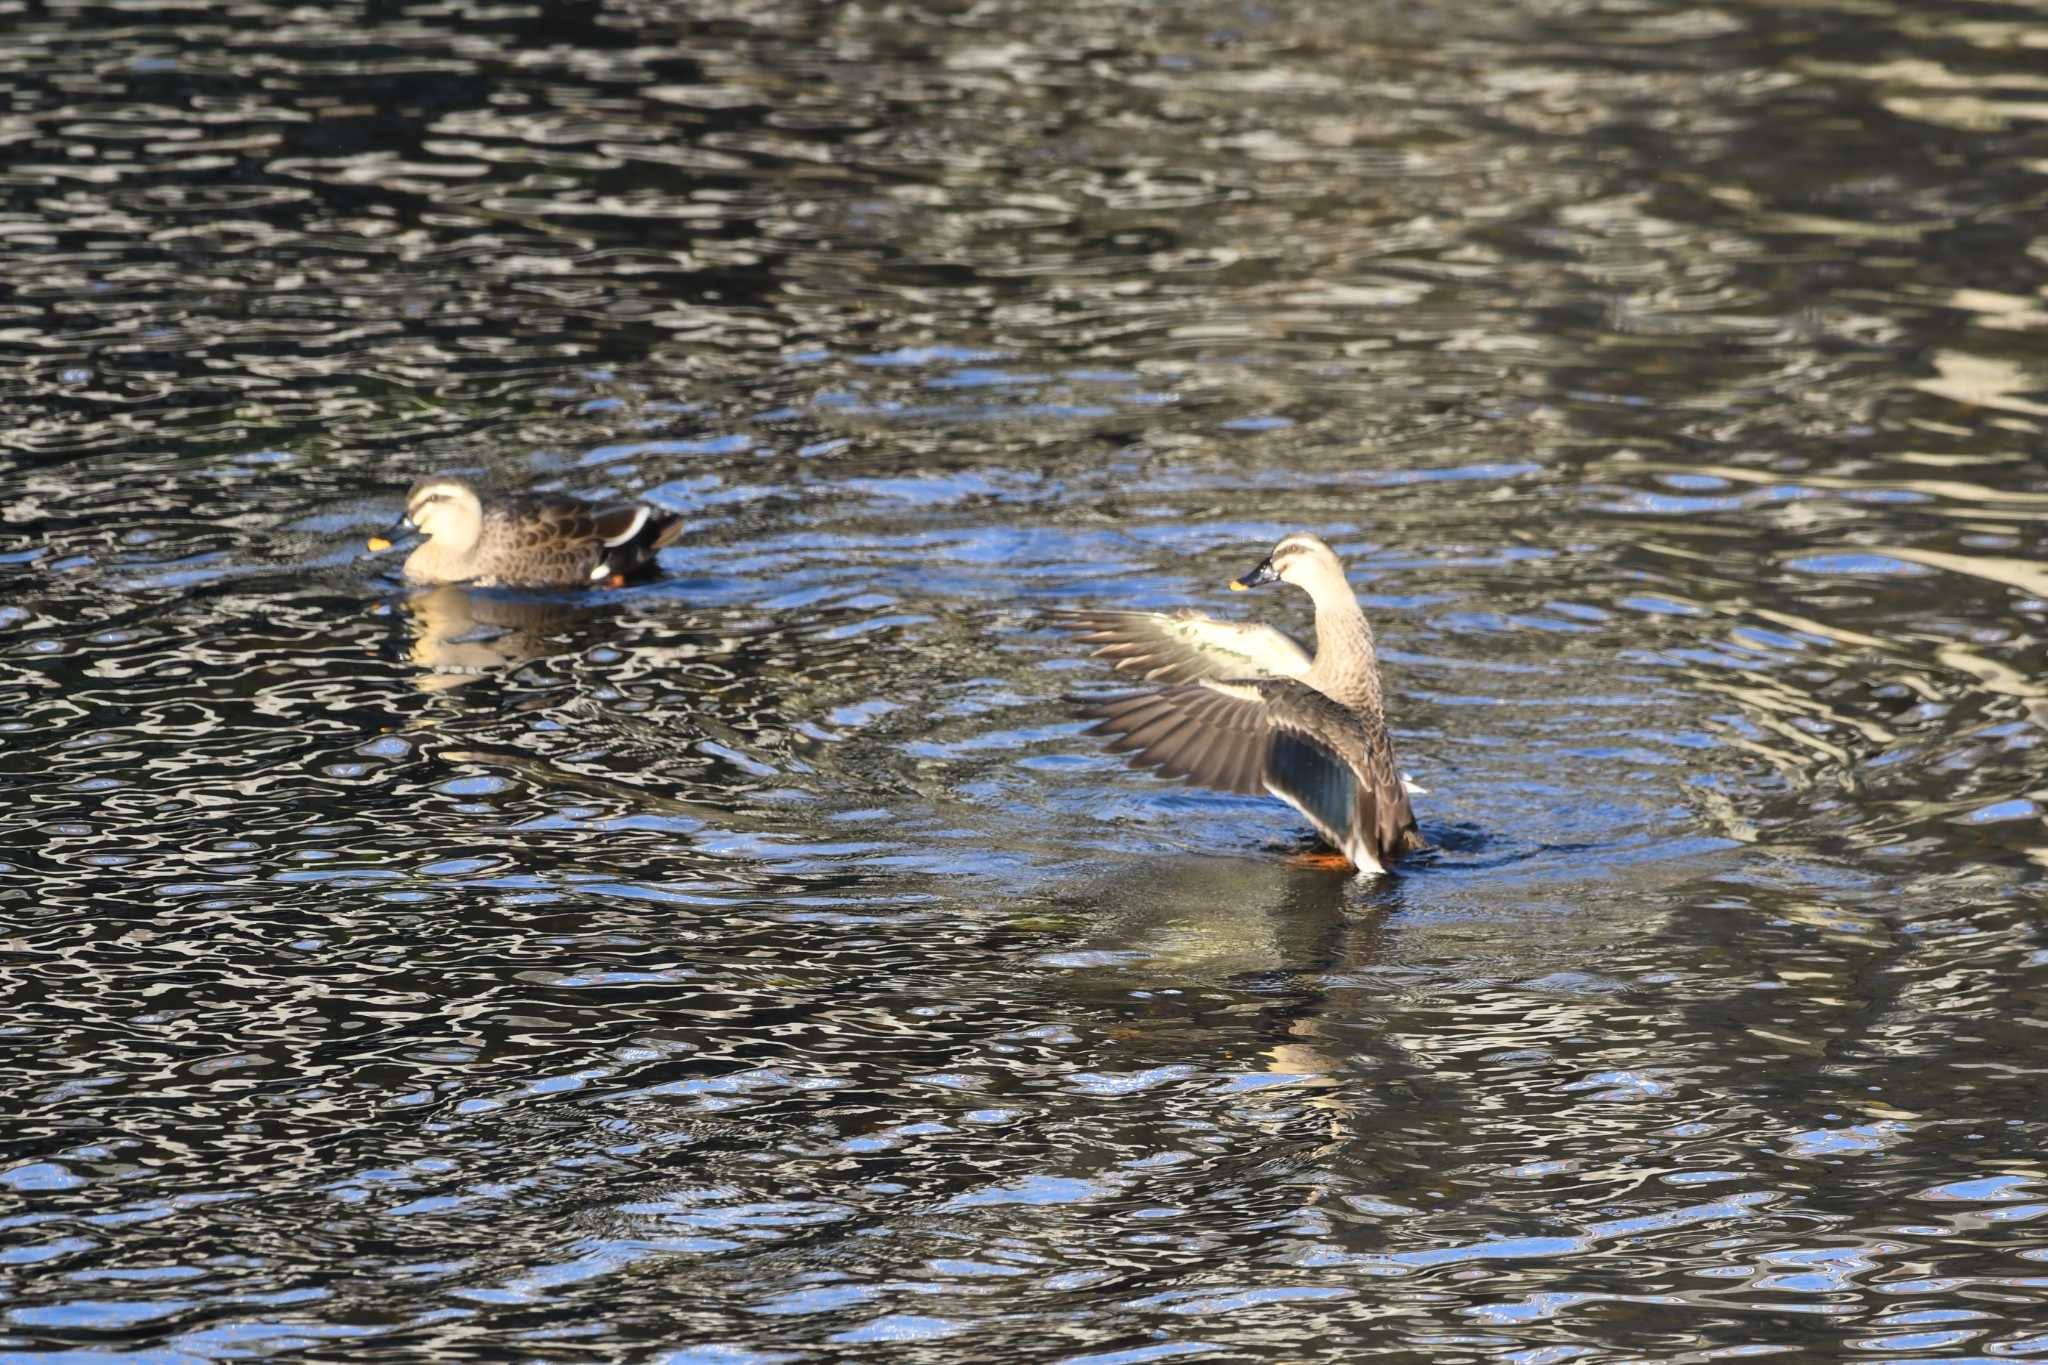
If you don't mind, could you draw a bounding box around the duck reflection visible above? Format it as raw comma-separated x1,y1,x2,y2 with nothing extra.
1061,856,1376,983
1050,855,1402,1143
398,584,589,690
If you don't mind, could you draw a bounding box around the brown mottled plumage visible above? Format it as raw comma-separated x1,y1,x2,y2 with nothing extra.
377,475,683,587
1058,532,1423,875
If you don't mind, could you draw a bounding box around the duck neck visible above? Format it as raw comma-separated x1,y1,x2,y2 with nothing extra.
1304,581,1381,713
405,539,477,584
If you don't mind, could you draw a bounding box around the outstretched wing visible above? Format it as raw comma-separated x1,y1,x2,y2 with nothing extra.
1083,678,1276,795
1055,608,1312,686
1083,678,1420,869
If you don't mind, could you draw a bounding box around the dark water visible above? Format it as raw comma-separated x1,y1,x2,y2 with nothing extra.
5,0,2048,1359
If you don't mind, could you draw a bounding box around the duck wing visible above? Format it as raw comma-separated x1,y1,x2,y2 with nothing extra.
502,495,681,582
1055,608,1313,685
594,503,684,580
1083,678,1421,870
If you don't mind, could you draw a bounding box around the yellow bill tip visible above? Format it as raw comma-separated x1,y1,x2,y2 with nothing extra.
1228,579,1249,592
366,536,393,552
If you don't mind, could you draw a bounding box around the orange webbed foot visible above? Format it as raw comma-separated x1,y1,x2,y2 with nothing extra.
1285,849,1357,872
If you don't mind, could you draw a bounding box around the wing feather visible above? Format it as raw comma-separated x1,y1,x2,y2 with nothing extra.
1082,680,1271,801
1146,723,1211,775
1055,608,1312,685
1167,730,1219,782
1113,716,1182,755
511,494,608,543
460,492,681,586
1082,678,1422,868
1265,727,1359,849
595,504,650,547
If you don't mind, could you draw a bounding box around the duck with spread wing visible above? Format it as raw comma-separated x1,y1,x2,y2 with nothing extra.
1058,532,1425,875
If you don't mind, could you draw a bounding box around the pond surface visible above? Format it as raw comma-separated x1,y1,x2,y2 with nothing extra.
5,0,2048,1359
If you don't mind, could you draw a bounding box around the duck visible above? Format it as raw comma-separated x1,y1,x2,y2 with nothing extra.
366,475,683,587
1058,531,1424,875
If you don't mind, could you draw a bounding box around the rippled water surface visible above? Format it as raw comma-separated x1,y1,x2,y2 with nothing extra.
6,0,2048,1359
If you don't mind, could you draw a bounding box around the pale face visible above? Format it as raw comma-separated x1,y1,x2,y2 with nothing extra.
1267,533,1342,589
405,478,484,551
1232,532,1345,593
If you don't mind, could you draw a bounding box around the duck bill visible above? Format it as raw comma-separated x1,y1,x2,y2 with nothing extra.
1229,557,1279,592
366,514,413,554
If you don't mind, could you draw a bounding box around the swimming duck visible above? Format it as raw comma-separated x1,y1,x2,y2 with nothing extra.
366,475,683,587
1059,532,1424,874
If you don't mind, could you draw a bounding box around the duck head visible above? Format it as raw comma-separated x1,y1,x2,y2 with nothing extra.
369,476,484,555
1230,531,1347,595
